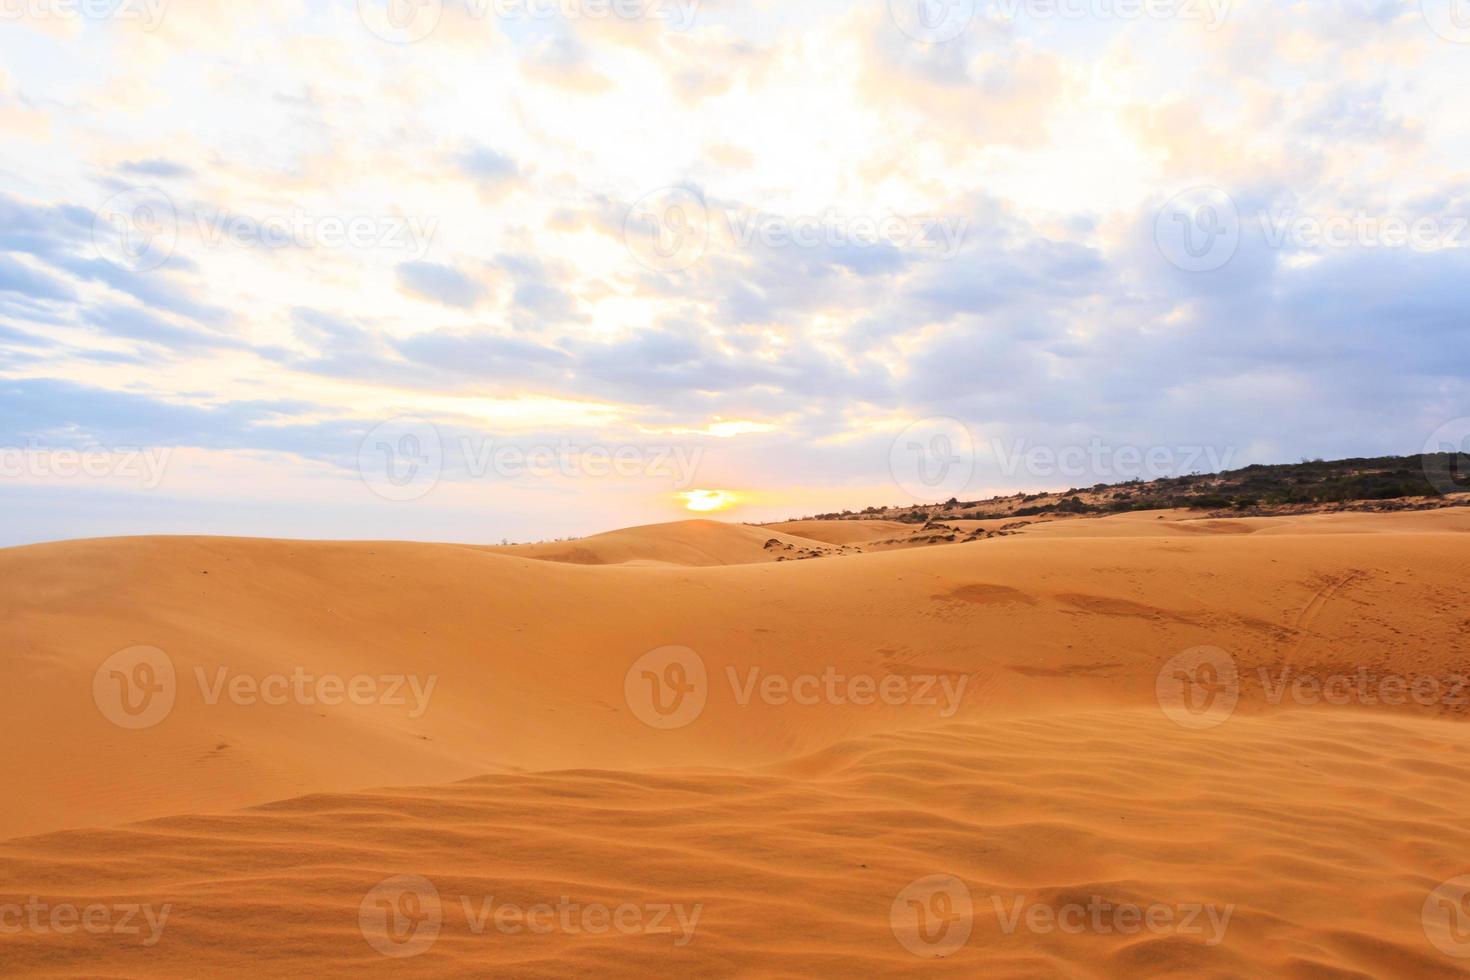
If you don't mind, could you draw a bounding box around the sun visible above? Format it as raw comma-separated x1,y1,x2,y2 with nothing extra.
678,489,740,513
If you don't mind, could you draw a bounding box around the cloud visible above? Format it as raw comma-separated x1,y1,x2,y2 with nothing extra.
0,254,77,303
396,262,487,309
456,145,519,185
118,158,195,179
2,3,1469,543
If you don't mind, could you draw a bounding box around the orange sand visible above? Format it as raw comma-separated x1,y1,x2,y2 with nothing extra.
2,508,1469,976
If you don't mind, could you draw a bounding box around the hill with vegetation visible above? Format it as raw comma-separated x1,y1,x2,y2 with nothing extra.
802,453,1470,524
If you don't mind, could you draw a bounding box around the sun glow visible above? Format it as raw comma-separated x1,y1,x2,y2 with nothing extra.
679,489,740,513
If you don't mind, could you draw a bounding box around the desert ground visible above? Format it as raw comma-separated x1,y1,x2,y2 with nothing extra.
3,508,1470,976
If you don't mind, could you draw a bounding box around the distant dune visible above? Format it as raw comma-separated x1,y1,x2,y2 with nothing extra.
489,518,842,565
3,509,1470,975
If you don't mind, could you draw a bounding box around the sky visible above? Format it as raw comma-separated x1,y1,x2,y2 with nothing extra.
0,0,1468,546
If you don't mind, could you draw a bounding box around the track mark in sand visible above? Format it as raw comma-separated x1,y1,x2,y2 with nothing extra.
936,584,1037,606
1055,593,1198,625
1009,661,1123,678
1288,571,1363,657
1173,519,1258,535
1293,572,1363,631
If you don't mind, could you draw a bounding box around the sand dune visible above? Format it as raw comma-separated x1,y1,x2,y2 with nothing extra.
3,508,1469,975
765,518,914,545
4,709,1468,977
492,519,844,565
